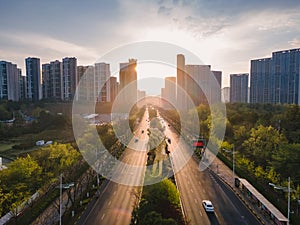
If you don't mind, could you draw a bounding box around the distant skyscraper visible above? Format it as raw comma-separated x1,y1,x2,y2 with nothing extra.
62,57,77,101
77,65,93,101
250,58,272,103
185,64,211,106
165,76,176,105
222,87,230,103
26,57,41,101
42,63,51,99
119,59,137,106
109,76,118,103
0,61,20,101
95,63,110,102
19,69,26,100
212,70,222,103
176,54,187,110
161,76,176,109
176,54,222,109
230,73,248,103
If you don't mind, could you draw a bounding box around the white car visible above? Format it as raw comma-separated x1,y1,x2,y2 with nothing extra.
202,200,214,212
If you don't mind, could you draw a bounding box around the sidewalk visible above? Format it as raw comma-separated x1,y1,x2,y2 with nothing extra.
209,156,277,225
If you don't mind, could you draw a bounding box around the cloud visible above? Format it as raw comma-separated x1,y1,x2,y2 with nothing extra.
158,6,172,15
289,38,300,47
0,31,99,71
1,0,300,88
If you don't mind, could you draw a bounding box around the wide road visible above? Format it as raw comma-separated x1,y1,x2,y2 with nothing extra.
163,116,261,225
81,109,149,225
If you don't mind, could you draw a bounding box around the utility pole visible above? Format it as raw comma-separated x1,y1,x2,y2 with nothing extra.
288,176,290,225
60,173,62,225
232,145,235,186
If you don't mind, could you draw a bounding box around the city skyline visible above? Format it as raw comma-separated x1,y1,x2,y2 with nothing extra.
1,0,300,88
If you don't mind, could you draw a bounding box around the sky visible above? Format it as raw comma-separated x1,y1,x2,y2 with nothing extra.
1,0,300,90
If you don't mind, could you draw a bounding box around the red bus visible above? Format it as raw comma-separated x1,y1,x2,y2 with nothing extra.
193,139,205,148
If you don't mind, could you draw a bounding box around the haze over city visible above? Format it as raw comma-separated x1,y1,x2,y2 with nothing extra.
1,0,300,88
1,1,300,225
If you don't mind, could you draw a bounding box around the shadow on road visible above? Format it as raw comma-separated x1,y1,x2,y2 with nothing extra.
207,213,221,225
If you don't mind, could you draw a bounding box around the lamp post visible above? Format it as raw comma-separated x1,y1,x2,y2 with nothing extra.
222,145,235,186
58,174,75,225
60,173,62,225
95,149,100,187
268,177,295,225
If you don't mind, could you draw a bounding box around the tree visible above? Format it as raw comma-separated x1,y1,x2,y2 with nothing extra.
0,183,4,216
254,166,266,181
278,105,300,143
144,179,181,220
271,144,300,181
139,211,177,225
0,105,11,120
242,125,288,168
0,155,42,216
32,143,81,178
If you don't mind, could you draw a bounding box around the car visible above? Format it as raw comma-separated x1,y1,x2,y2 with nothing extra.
167,138,171,144
141,130,144,134
135,138,139,143
202,200,214,212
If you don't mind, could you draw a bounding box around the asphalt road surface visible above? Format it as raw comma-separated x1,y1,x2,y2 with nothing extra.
80,109,149,225
164,118,261,225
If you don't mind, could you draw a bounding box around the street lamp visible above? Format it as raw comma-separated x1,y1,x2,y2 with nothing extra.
58,174,75,225
60,173,62,225
222,145,235,186
268,177,295,225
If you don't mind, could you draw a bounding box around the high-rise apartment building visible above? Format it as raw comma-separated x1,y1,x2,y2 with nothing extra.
26,57,41,101
250,58,272,103
42,63,51,99
272,49,300,104
0,61,20,101
212,70,222,103
95,63,110,102
62,57,77,101
230,73,249,103
42,60,63,100
19,69,26,100
250,48,300,105
119,59,137,106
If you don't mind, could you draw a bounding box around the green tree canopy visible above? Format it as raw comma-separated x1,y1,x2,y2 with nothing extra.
139,211,177,225
242,125,288,168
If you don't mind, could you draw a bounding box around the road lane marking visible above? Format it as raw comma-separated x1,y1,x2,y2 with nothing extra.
101,214,105,220
108,201,111,206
